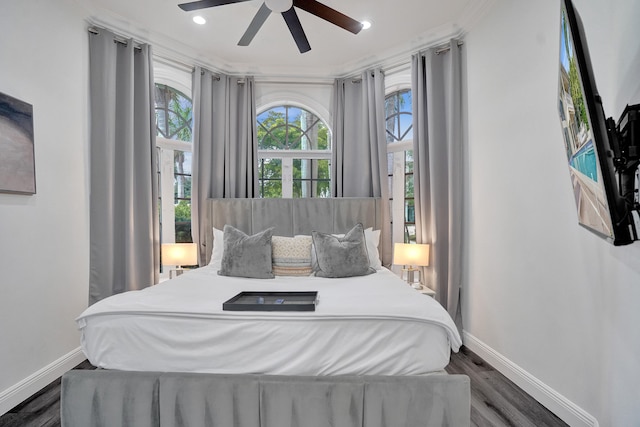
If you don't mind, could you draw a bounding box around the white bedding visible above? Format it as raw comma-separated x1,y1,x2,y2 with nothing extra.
77,266,461,376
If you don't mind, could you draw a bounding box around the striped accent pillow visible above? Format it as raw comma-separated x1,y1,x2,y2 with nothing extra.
271,235,313,276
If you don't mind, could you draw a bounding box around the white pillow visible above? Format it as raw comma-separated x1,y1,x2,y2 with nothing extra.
208,227,224,269
365,227,382,270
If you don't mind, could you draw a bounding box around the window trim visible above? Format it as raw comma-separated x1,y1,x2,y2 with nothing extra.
386,140,412,153
257,149,331,159
157,136,191,152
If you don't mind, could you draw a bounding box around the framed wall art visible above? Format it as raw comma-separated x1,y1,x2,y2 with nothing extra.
0,91,36,194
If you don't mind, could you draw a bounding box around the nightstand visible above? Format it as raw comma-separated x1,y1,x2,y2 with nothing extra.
417,286,435,297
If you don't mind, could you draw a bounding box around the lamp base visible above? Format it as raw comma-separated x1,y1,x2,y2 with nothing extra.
170,268,185,279
402,267,420,286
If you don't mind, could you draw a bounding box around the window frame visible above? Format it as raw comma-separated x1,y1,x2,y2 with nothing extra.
154,82,193,271
257,104,332,199
385,89,416,245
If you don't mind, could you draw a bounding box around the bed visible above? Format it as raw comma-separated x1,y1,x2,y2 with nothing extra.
61,198,470,427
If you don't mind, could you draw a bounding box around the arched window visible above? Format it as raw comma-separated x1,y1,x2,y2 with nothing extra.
385,89,415,243
154,84,193,246
257,105,331,198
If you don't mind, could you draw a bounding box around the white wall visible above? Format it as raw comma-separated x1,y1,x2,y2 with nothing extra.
464,0,640,425
0,0,89,414
5,0,638,424
255,79,334,125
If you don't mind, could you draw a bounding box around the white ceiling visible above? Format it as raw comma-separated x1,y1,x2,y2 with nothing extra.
80,0,495,78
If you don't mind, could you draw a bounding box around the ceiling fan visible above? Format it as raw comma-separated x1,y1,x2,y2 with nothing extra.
178,0,364,53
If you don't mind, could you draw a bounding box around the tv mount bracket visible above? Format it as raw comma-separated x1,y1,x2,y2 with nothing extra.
607,104,640,214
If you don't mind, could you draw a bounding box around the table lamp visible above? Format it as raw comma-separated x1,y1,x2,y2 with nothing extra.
162,243,197,278
393,243,430,289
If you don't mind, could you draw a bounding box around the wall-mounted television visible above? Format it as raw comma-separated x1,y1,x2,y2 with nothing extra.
557,0,639,245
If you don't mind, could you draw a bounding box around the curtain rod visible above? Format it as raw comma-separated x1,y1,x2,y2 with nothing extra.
377,39,464,74
348,69,385,84
338,39,464,80
196,69,247,84
88,27,142,51
253,79,334,86
434,40,464,55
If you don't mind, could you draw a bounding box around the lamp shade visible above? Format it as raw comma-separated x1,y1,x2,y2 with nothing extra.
162,243,197,266
393,243,430,267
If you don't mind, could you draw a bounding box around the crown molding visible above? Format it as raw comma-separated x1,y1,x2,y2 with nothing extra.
82,0,497,79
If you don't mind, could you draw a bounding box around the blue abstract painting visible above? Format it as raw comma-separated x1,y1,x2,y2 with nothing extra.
0,92,35,194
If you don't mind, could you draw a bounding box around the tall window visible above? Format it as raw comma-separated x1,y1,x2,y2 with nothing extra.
385,89,415,243
257,106,331,198
154,84,193,245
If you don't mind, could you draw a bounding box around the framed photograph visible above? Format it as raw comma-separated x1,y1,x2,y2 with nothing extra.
0,92,36,195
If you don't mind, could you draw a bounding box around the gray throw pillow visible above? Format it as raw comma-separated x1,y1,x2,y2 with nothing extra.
312,223,375,278
218,225,275,279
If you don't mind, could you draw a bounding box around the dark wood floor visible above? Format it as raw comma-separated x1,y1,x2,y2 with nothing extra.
445,347,568,427
1,347,567,427
0,360,95,427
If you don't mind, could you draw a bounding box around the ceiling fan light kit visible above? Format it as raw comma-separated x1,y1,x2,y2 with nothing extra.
178,0,363,53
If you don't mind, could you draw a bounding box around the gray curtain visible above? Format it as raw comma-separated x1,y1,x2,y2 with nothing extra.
88,28,159,305
411,40,463,327
191,68,258,264
332,69,391,266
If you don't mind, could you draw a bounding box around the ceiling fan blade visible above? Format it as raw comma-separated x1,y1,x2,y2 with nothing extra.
282,7,311,53
238,3,271,46
293,0,363,34
178,0,252,12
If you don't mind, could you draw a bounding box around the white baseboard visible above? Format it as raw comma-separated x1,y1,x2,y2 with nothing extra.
0,347,85,416
462,331,599,427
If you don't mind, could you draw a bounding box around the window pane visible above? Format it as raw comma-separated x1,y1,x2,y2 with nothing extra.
385,90,413,143
155,84,192,142
175,200,192,243
405,150,413,173
399,90,412,113
259,158,282,198
405,199,415,223
292,158,331,198
316,123,330,150
405,224,416,244
287,107,302,125
405,174,414,198
174,175,191,200
385,96,396,117
174,150,192,201
399,113,413,140
386,116,398,143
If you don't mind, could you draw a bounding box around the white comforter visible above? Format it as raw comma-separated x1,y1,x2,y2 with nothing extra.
77,266,462,376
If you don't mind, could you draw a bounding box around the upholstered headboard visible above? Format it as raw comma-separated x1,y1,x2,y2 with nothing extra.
205,198,383,265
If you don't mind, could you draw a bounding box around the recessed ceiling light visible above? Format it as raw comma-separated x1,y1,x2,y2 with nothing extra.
193,15,206,25
361,20,371,30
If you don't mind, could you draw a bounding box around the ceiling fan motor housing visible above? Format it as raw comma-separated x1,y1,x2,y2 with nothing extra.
265,0,293,12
